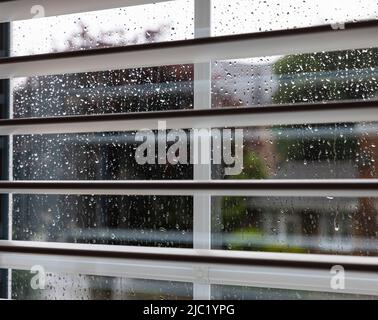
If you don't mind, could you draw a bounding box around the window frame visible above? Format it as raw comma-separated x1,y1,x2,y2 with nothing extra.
0,20,10,300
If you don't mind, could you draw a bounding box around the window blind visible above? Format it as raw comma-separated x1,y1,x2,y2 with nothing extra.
0,0,377,300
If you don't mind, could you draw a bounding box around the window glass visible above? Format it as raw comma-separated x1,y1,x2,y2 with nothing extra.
212,48,378,108
212,196,378,256
12,195,192,247
12,0,194,56
212,123,378,180
12,65,193,118
212,0,378,36
8,269,192,300
211,284,378,300
11,0,378,57
13,131,193,180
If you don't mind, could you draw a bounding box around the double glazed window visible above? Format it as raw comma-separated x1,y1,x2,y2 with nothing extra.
0,0,378,300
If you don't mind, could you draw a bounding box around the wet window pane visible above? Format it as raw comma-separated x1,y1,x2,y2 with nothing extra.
212,48,378,108
12,195,192,247
13,65,193,118
11,0,378,57
211,284,378,300
212,0,378,36
211,123,377,180
8,269,192,300
13,132,193,180
212,196,378,256
12,0,194,56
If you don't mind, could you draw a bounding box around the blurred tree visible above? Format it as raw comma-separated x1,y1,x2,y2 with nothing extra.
273,48,378,103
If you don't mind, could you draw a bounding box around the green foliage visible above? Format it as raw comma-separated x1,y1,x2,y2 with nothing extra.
273,48,378,104
272,48,366,160
227,228,306,253
274,48,378,75
221,152,267,227
232,151,268,180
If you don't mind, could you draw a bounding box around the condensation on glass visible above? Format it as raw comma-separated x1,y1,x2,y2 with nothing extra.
13,195,193,248
12,64,193,118
6,269,193,300
11,0,194,56
212,196,378,256
212,49,378,107
212,0,378,36
212,123,378,180
211,284,378,300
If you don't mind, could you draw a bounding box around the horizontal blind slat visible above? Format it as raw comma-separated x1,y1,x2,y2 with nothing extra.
0,180,376,197
1,250,378,295
0,101,377,134
0,240,378,272
1,21,378,79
